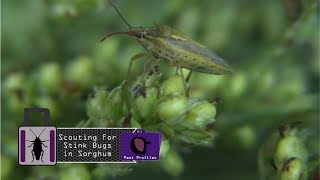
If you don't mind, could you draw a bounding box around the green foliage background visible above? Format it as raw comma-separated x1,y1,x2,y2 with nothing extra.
2,0,319,179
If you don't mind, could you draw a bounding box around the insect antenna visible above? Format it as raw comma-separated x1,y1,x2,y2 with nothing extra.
29,128,37,138
38,128,46,138
100,31,130,42
108,0,132,29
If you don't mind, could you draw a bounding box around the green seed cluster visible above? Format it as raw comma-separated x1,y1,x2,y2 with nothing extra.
86,72,218,176
87,73,217,143
258,124,319,180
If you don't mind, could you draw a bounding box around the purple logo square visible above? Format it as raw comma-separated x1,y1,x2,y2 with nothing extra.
121,131,162,161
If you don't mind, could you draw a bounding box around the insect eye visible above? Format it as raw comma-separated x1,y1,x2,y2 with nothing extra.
139,32,146,38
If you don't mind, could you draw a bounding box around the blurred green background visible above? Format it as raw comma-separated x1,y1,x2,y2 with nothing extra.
2,0,319,179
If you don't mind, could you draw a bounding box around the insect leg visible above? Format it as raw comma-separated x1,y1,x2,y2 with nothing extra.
31,150,34,162
42,143,48,148
186,70,193,83
28,143,34,147
127,52,148,80
148,59,161,99
41,150,44,162
149,58,160,77
178,68,190,97
143,54,154,74
175,67,179,75
184,70,193,96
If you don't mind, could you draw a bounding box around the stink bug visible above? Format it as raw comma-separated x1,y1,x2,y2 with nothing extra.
101,1,234,76
27,128,48,162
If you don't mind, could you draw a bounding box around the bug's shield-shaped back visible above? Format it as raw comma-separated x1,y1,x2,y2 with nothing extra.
143,25,234,74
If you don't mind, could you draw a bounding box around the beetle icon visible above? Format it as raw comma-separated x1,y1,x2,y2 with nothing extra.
130,137,151,155
27,128,49,162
